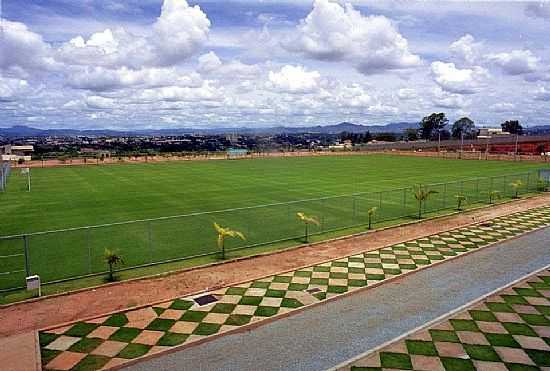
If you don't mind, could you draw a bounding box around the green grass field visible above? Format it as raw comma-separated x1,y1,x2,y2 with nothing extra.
0,154,546,291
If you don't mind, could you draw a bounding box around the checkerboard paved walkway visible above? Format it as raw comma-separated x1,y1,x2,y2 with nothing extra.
341,268,550,371
39,207,550,370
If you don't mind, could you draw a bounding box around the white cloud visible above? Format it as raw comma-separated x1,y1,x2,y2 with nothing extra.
431,61,487,94
132,81,222,103
397,88,417,100
267,65,321,94
490,102,515,112
533,87,550,101
449,34,483,65
0,19,57,76
86,96,117,110
486,50,540,75
525,2,550,20
197,52,260,78
432,87,471,109
0,76,31,101
283,0,420,74
198,52,222,73
56,0,210,69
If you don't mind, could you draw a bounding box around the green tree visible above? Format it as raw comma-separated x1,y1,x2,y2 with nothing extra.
367,207,377,230
452,117,476,139
487,190,501,204
213,223,246,260
455,194,466,210
297,212,320,242
509,180,524,198
419,113,448,140
404,128,418,141
501,120,523,135
413,186,438,218
104,249,124,282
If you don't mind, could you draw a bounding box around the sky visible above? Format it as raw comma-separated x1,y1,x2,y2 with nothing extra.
1,0,550,130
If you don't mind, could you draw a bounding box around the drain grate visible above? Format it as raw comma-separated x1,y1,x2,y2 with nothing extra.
194,294,219,306
306,288,322,294
480,222,493,227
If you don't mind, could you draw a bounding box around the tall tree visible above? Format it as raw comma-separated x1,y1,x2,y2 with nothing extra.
419,113,448,140
452,117,475,139
501,120,523,135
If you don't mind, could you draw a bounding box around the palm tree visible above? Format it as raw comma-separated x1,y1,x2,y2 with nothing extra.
213,223,246,259
455,194,466,211
297,212,320,242
509,180,524,198
488,190,501,204
104,249,124,282
367,207,377,230
413,185,438,219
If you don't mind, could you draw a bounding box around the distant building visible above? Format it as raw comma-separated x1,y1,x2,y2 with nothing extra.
1,145,34,161
478,128,511,138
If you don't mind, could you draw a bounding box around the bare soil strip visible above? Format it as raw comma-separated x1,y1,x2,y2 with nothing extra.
1,194,549,337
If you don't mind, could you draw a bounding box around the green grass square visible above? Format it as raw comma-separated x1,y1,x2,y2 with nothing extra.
329,272,348,279
348,257,364,263
146,318,175,331
405,340,438,356
169,299,194,310
529,281,550,290
525,349,550,367
272,275,292,283
238,296,262,306
193,323,221,336
294,270,312,277
250,281,270,289
103,313,128,327
225,287,247,296
117,343,151,359
379,352,412,369
486,302,515,313
180,310,208,322
514,288,542,297
225,314,252,326
365,263,383,269
381,258,398,264
469,310,498,322
332,261,349,267
502,295,529,305
69,338,103,353
535,305,550,316
348,267,365,274
440,357,475,371
350,367,381,371
348,279,367,287
288,283,308,291
398,264,417,270
519,313,550,326
450,319,480,332
506,363,541,371
366,274,385,280
254,306,279,317
309,278,329,286
382,268,401,275
39,332,59,347
280,298,303,308
40,349,61,366
152,307,165,316
156,332,188,346
463,344,501,362
413,259,431,265
485,333,520,348
427,255,445,261
313,292,326,300
109,327,141,342
72,354,110,371
64,322,99,337
211,303,236,314
503,322,537,336
429,329,460,343
327,285,347,294
265,289,286,298
313,266,330,272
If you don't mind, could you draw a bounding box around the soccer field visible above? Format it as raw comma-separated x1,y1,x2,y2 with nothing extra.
0,154,545,291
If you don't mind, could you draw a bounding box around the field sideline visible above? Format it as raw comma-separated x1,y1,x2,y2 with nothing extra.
0,154,546,291
1,154,545,236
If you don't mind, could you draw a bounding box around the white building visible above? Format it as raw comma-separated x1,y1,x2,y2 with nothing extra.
1,145,34,161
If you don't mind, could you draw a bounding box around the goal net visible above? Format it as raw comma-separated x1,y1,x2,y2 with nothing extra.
0,161,11,192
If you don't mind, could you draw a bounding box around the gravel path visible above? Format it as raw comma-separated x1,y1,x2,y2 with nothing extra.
125,227,550,371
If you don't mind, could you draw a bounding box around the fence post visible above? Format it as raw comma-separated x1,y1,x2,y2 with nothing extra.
403,188,407,217
443,183,447,210
148,221,154,263
527,172,531,192
321,199,325,232
352,195,356,225
23,235,31,277
87,227,92,274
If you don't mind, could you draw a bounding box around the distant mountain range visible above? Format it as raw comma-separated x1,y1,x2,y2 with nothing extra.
0,122,419,137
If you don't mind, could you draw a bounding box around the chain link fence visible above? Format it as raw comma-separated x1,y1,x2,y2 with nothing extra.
0,169,546,292
0,161,11,192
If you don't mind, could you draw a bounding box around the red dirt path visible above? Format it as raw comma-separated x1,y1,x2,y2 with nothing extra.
1,194,549,337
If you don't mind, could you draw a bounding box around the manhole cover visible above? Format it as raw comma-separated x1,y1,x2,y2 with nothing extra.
480,223,492,227
194,294,218,306
306,288,322,294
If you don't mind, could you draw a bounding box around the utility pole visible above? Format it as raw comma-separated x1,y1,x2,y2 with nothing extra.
514,133,519,161
438,129,441,153
460,131,464,159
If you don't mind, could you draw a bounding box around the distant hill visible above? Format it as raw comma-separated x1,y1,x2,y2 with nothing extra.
0,122,418,138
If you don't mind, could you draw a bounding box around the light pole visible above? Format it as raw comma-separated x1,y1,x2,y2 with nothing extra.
460,131,464,159
514,133,519,161
438,128,441,153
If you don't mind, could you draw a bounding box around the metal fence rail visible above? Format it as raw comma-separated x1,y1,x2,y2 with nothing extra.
0,169,546,292
0,161,10,192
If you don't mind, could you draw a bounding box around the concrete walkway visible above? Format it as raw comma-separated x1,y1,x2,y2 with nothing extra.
125,227,550,371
